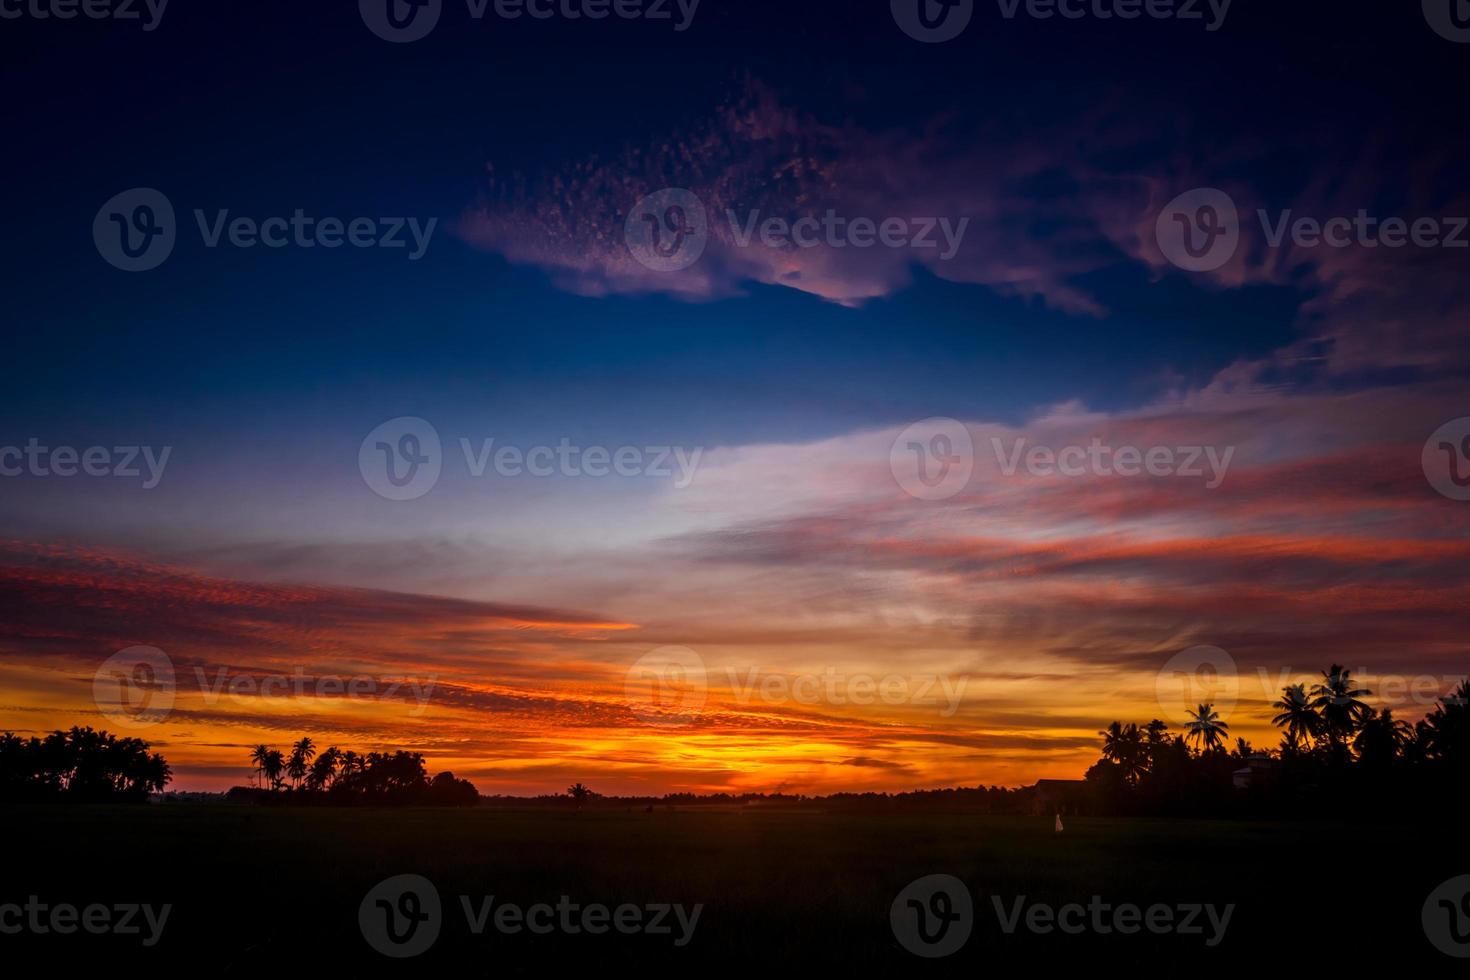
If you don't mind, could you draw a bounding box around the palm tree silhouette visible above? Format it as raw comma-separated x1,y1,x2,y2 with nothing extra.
1099,721,1147,784
287,737,316,789
1271,683,1321,751
263,749,285,791
306,746,340,791
567,783,593,809
1184,703,1229,751
1309,665,1371,747
249,744,272,790
1354,707,1411,765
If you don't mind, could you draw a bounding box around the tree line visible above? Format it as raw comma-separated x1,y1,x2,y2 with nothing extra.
232,737,480,806
0,726,171,802
1086,665,1470,816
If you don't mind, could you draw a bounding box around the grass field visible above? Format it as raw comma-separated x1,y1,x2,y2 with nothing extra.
1,804,1457,969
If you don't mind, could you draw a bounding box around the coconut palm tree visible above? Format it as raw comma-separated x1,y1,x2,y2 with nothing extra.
262,749,285,791
249,744,272,790
1354,708,1412,766
567,783,593,808
1418,681,1470,770
1309,665,1371,747
1271,683,1321,751
1183,702,1229,752
306,746,340,791
286,737,315,789
1099,721,1147,784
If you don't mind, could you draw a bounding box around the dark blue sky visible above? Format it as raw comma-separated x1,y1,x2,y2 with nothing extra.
5,1,1461,445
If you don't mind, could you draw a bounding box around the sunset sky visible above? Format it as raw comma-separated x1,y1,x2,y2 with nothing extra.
2,2,1468,794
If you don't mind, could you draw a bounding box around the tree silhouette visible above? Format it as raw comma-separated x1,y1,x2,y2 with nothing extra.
236,741,478,806
287,737,315,789
0,727,170,801
1099,722,1147,784
1184,703,1229,751
1417,680,1470,773
263,749,285,791
1353,707,1411,767
249,744,272,790
1309,665,1371,749
1271,683,1321,751
306,746,340,791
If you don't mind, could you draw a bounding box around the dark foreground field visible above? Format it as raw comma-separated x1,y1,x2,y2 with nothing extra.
1,805,1460,970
